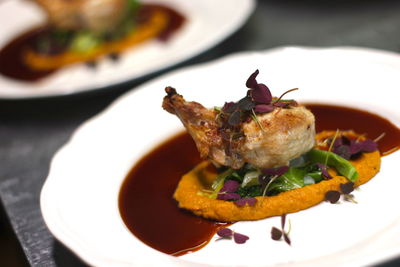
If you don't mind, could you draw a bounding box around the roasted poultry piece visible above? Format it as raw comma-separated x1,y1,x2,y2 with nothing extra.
163,70,316,169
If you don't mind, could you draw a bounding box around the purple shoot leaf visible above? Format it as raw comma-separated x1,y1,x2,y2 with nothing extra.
283,233,291,245
251,83,272,104
340,182,354,195
271,227,282,241
254,104,274,113
316,163,333,179
217,228,233,238
246,69,259,89
263,166,289,177
233,232,249,244
234,197,257,207
220,180,240,193
281,214,286,229
238,97,255,111
222,102,237,113
360,139,378,152
217,192,241,201
228,110,241,126
349,140,363,155
333,145,351,160
325,190,341,204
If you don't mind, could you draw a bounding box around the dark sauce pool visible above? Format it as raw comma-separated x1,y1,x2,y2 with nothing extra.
0,4,185,82
119,104,400,256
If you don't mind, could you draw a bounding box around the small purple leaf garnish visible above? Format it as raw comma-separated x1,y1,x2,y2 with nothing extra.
217,192,241,200
333,145,351,160
254,104,274,113
316,163,332,179
359,139,378,152
217,228,233,238
325,190,341,204
233,232,249,244
222,102,237,113
234,197,257,207
263,166,289,177
283,233,291,245
271,214,291,245
246,69,259,89
228,110,241,126
281,214,286,229
349,140,363,155
340,182,354,195
238,97,255,111
220,180,240,193
331,136,378,159
251,83,272,104
271,227,282,240
216,228,249,244
273,102,289,108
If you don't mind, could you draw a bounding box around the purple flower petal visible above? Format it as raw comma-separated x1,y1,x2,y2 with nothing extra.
316,163,332,179
233,232,249,244
217,192,241,200
254,104,274,113
220,180,240,193
251,83,272,104
217,228,233,238
263,166,289,177
246,69,259,89
234,197,257,207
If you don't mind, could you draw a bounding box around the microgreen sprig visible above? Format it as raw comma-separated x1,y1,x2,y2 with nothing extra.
216,70,299,142
216,228,250,244
271,214,291,245
325,181,355,204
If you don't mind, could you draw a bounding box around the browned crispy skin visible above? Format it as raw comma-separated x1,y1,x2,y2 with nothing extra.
163,87,315,169
162,87,238,167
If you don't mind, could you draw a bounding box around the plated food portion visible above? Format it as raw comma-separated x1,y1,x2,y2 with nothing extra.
119,69,399,256
40,47,400,267
0,0,185,81
164,70,381,222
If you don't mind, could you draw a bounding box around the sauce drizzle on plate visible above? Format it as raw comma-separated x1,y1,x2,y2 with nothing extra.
119,104,400,256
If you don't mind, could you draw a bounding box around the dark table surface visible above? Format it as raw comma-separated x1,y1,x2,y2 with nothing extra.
1,0,400,266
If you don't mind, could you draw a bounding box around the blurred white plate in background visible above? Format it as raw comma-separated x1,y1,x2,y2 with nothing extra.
0,0,255,99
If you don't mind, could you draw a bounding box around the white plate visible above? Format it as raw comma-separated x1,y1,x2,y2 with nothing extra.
41,47,400,267
0,0,254,99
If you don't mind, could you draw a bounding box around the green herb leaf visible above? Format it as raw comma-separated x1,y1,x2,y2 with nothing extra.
267,167,306,194
307,149,359,182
